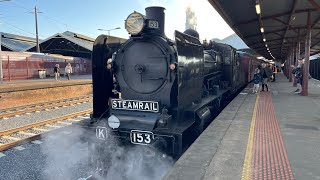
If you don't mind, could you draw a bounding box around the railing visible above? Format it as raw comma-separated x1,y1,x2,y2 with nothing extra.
1,55,92,81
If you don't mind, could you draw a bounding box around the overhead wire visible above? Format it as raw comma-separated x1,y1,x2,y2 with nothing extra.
6,0,31,11
39,13,97,38
0,1,42,37
4,0,97,38
1,21,36,36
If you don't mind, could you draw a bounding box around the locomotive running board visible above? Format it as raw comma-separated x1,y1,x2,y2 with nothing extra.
187,89,229,112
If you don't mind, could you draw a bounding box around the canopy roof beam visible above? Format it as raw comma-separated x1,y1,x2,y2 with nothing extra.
281,0,298,55
234,8,318,27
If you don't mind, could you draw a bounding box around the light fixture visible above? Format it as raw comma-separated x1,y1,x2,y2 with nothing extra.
263,38,266,42
125,11,145,35
260,27,264,33
255,3,261,14
265,44,268,47
98,27,121,35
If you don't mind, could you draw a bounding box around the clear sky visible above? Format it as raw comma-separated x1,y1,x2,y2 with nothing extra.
0,0,234,41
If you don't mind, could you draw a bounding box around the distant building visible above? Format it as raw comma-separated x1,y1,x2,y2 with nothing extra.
0,31,127,58
0,32,37,52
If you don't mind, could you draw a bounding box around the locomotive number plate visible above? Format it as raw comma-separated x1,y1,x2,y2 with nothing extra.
111,99,159,112
130,130,154,145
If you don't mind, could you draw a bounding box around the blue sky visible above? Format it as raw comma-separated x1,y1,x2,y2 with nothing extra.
0,0,234,40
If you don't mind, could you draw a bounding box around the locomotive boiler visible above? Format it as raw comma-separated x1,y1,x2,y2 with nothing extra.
79,6,260,172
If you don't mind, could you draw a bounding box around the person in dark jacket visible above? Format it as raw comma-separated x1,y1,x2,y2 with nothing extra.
292,58,304,94
271,64,277,82
53,64,60,81
252,68,261,94
260,63,272,91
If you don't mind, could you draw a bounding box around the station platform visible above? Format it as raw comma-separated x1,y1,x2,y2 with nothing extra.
164,73,320,180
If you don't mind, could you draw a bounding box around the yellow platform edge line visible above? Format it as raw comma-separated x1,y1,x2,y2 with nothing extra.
241,93,260,180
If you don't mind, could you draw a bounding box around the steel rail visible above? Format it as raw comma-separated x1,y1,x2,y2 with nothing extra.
0,95,92,118
0,109,92,151
0,95,92,113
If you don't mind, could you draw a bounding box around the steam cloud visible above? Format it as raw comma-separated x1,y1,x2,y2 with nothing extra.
185,6,197,30
40,125,173,180
41,127,89,180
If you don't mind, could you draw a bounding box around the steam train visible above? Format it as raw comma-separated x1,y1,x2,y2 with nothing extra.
79,6,262,171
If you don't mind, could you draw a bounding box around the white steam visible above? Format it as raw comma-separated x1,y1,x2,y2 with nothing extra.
185,6,197,30
40,125,173,180
41,127,89,180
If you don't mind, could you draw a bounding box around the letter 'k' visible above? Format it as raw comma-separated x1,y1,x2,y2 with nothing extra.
96,128,106,140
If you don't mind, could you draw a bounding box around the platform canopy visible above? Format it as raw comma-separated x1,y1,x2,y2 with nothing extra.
23,31,95,59
209,0,320,62
0,32,37,52
23,31,127,59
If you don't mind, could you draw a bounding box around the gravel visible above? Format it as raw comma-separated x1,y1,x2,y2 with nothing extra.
0,96,91,116
50,122,68,127
0,103,92,132
25,129,44,134
8,133,30,139
0,137,14,144
38,125,55,131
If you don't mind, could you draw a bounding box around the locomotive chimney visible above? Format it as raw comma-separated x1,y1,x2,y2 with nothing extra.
145,6,166,37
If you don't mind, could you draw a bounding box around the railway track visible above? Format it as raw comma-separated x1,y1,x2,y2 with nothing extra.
0,109,91,152
0,95,92,119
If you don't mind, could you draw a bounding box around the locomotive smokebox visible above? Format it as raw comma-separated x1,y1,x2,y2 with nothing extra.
145,6,166,37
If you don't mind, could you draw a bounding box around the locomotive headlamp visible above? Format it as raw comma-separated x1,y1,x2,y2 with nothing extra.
125,12,145,35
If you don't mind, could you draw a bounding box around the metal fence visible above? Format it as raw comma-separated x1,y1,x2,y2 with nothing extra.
0,54,92,81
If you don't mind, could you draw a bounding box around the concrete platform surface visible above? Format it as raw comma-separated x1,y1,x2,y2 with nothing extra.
164,73,320,180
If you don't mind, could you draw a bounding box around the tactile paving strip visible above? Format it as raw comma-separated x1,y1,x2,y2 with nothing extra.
242,92,294,180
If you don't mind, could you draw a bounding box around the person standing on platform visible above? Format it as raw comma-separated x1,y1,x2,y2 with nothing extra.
53,64,60,81
260,63,272,91
292,58,304,94
65,63,73,80
252,68,261,94
271,64,277,82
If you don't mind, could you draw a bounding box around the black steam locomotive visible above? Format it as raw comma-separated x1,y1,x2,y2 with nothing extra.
79,6,260,171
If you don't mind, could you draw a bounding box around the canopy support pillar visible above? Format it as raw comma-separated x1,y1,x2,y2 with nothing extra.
293,37,300,87
302,11,311,96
